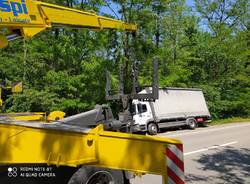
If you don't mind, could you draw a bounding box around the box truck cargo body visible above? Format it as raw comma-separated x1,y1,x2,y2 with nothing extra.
132,88,211,135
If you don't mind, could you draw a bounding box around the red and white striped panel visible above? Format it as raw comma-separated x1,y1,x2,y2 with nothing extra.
166,144,185,184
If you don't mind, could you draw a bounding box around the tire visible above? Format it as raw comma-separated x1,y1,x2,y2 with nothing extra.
147,123,158,135
67,166,124,184
187,118,197,130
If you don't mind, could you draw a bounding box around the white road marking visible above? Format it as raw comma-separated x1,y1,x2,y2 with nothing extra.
220,141,238,146
163,123,250,137
184,141,238,156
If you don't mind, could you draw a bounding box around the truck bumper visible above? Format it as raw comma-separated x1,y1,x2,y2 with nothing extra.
132,124,146,132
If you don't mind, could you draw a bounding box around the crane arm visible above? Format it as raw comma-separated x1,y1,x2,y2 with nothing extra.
0,0,137,48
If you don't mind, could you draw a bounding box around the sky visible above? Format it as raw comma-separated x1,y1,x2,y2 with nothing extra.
100,0,196,18
186,0,195,7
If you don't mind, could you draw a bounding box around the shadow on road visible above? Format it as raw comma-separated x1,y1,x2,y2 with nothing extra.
159,124,209,134
186,147,250,184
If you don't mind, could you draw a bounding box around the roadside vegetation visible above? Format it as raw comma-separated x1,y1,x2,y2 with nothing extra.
210,117,250,126
0,0,249,120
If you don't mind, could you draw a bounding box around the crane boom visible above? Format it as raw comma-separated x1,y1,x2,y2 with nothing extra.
0,0,137,48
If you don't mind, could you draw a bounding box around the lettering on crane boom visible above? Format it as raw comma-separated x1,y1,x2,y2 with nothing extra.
0,0,28,17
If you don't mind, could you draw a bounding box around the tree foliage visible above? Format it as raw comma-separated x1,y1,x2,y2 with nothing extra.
0,0,249,119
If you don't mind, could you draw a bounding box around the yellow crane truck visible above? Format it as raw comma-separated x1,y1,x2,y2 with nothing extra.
0,1,185,184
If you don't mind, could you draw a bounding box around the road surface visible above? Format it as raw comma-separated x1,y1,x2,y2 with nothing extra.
131,122,250,184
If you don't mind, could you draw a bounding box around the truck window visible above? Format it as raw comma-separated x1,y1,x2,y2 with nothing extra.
142,104,147,113
138,104,147,113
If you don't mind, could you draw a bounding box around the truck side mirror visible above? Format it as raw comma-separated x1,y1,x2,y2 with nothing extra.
130,104,136,116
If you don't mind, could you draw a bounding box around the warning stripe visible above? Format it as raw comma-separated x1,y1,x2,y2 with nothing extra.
166,158,185,181
168,177,176,184
168,145,184,165
175,144,183,152
167,166,185,184
166,144,185,184
166,147,184,172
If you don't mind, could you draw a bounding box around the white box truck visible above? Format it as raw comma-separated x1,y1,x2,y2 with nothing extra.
132,87,211,135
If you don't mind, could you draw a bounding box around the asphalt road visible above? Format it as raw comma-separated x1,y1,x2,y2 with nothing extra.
131,122,250,184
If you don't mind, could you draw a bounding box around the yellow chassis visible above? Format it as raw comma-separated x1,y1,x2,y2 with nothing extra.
0,111,65,121
0,121,182,184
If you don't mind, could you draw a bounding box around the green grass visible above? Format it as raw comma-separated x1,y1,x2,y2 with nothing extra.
210,117,250,126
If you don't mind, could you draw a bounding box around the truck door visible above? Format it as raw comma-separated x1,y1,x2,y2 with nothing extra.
133,102,152,132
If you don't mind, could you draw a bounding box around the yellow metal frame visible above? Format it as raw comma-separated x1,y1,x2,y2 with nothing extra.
0,88,2,107
0,112,45,121
0,111,65,121
0,122,182,183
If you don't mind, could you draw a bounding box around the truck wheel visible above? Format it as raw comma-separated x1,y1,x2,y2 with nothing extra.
68,166,124,184
187,118,197,130
148,123,158,135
